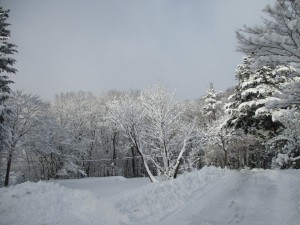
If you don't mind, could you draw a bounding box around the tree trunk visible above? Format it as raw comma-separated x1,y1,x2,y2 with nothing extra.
131,146,136,177
86,162,90,177
173,158,182,179
112,132,117,176
86,144,93,177
224,150,228,168
221,136,228,168
87,127,96,177
135,145,157,182
4,153,12,186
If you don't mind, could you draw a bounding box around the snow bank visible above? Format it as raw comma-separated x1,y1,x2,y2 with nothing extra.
117,166,232,225
0,167,232,225
0,181,128,225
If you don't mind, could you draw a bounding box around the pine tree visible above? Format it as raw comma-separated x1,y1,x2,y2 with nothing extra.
202,83,221,123
267,79,300,109
0,6,17,155
225,56,291,138
225,57,297,168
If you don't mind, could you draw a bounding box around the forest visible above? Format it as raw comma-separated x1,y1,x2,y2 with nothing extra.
1,0,300,187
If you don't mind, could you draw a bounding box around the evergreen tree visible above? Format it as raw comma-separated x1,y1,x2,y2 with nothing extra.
267,79,300,109
202,83,221,122
0,6,17,154
225,57,297,168
225,56,291,138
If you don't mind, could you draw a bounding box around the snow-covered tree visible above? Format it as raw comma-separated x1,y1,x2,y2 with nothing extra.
3,91,46,186
267,108,300,168
108,86,202,181
107,92,158,182
140,86,198,180
95,91,128,177
204,114,262,169
267,78,300,109
202,83,222,122
184,98,207,129
204,115,233,168
225,57,291,137
0,6,17,153
236,0,300,69
52,92,100,177
23,109,69,181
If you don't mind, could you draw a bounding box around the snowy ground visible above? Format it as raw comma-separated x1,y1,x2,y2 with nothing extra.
0,167,299,225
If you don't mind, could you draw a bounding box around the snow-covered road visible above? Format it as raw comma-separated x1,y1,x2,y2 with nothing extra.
159,170,300,225
1,168,299,225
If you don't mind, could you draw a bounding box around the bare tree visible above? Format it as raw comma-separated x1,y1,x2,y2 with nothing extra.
141,86,197,180
3,91,46,186
107,92,158,182
108,86,201,181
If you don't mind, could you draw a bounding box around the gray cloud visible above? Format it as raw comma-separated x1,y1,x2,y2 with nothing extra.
3,0,275,101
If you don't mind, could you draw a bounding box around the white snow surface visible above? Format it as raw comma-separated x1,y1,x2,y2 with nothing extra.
0,180,129,225
0,167,300,225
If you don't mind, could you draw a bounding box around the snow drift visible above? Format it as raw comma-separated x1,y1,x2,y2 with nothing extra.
0,181,128,225
7,167,299,225
0,166,231,225
116,166,232,225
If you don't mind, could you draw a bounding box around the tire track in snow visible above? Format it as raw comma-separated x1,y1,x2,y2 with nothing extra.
158,170,300,225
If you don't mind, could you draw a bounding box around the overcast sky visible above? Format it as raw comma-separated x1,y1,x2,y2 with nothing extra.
3,0,275,101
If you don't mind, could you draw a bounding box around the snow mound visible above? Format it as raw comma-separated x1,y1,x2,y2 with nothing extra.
0,167,233,225
0,181,128,225
117,166,232,225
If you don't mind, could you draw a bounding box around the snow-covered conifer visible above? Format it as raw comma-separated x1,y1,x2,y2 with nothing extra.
0,6,17,153
225,57,291,137
267,77,300,109
202,83,221,122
